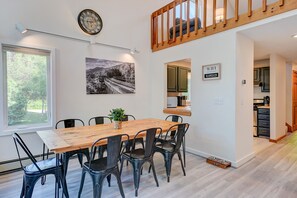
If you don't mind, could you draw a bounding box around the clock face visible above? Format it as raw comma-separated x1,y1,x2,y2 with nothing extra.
78,9,103,35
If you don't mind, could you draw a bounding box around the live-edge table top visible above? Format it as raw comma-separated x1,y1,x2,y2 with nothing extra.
37,118,176,154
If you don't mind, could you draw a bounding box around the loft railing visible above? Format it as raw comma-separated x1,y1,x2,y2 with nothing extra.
151,0,297,52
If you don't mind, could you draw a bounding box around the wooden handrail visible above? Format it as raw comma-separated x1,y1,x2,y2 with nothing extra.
151,0,297,51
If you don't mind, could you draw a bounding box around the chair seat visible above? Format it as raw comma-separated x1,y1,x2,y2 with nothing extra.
83,157,117,172
25,157,60,173
123,148,145,159
155,142,176,152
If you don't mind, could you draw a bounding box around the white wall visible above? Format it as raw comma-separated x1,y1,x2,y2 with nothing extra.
0,0,171,162
235,33,254,166
151,30,239,165
270,54,287,139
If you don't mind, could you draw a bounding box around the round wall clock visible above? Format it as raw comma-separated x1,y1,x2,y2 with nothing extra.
78,9,103,35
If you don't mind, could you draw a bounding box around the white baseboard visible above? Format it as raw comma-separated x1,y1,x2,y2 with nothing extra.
185,147,255,168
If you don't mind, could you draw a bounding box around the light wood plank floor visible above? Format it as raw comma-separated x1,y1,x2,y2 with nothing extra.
1,133,297,198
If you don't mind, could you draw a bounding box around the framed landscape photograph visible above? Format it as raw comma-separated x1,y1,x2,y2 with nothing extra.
86,58,135,94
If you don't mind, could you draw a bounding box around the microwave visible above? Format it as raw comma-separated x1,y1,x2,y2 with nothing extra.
167,97,177,108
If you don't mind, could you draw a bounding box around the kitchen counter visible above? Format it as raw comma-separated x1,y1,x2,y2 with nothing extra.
163,106,191,116
258,105,270,109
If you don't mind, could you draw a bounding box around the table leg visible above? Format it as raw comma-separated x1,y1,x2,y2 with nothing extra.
55,153,60,198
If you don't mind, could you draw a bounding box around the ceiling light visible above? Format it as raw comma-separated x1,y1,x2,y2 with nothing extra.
292,34,297,38
15,23,28,34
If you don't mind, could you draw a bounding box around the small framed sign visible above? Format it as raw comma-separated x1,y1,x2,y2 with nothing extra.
202,63,221,80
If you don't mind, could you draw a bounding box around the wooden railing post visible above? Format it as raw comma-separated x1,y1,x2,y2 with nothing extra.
203,0,207,32
195,0,199,35
213,0,217,28
187,0,190,37
262,0,267,12
235,0,239,21
161,9,164,45
154,16,159,48
173,1,176,41
180,0,183,41
167,5,170,43
223,0,227,26
279,0,284,6
151,15,154,48
248,0,252,17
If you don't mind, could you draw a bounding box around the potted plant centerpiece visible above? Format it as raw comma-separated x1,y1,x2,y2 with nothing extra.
109,108,125,129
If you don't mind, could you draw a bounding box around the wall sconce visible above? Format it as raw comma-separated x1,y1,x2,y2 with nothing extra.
15,23,139,54
215,8,224,23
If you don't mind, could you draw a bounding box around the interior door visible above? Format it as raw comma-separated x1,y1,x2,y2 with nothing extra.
292,71,297,131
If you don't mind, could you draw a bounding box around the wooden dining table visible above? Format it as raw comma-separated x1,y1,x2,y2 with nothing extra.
36,118,177,198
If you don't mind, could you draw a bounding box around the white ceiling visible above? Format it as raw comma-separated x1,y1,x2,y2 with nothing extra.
239,14,297,63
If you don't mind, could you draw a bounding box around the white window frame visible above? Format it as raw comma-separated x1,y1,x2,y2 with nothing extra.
0,42,56,136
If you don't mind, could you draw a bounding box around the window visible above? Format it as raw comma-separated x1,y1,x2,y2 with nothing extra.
1,44,54,132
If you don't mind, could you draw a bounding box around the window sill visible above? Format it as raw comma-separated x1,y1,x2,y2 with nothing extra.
0,125,53,137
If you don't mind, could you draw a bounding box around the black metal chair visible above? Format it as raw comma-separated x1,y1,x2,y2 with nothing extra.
88,116,112,126
13,133,69,198
153,123,189,182
120,128,161,197
78,134,128,198
121,114,136,121
164,115,186,167
54,119,90,175
121,114,144,152
88,116,112,158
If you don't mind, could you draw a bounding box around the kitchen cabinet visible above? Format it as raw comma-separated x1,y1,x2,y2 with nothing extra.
253,68,261,85
178,67,188,92
253,67,270,92
167,66,178,92
261,67,270,92
167,66,189,92
257,107,270,137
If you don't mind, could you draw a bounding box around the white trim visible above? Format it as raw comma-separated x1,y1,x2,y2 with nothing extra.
233,152,255,168
0,40,56,136
186,147,255,168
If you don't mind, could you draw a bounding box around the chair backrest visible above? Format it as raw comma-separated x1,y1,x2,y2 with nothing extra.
89,134,129,169
88,116,112,126
165,115,183,123
161,123,189,152
131,128,162,158
55,118,85,129
12,133,42,173
122,114,136,121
